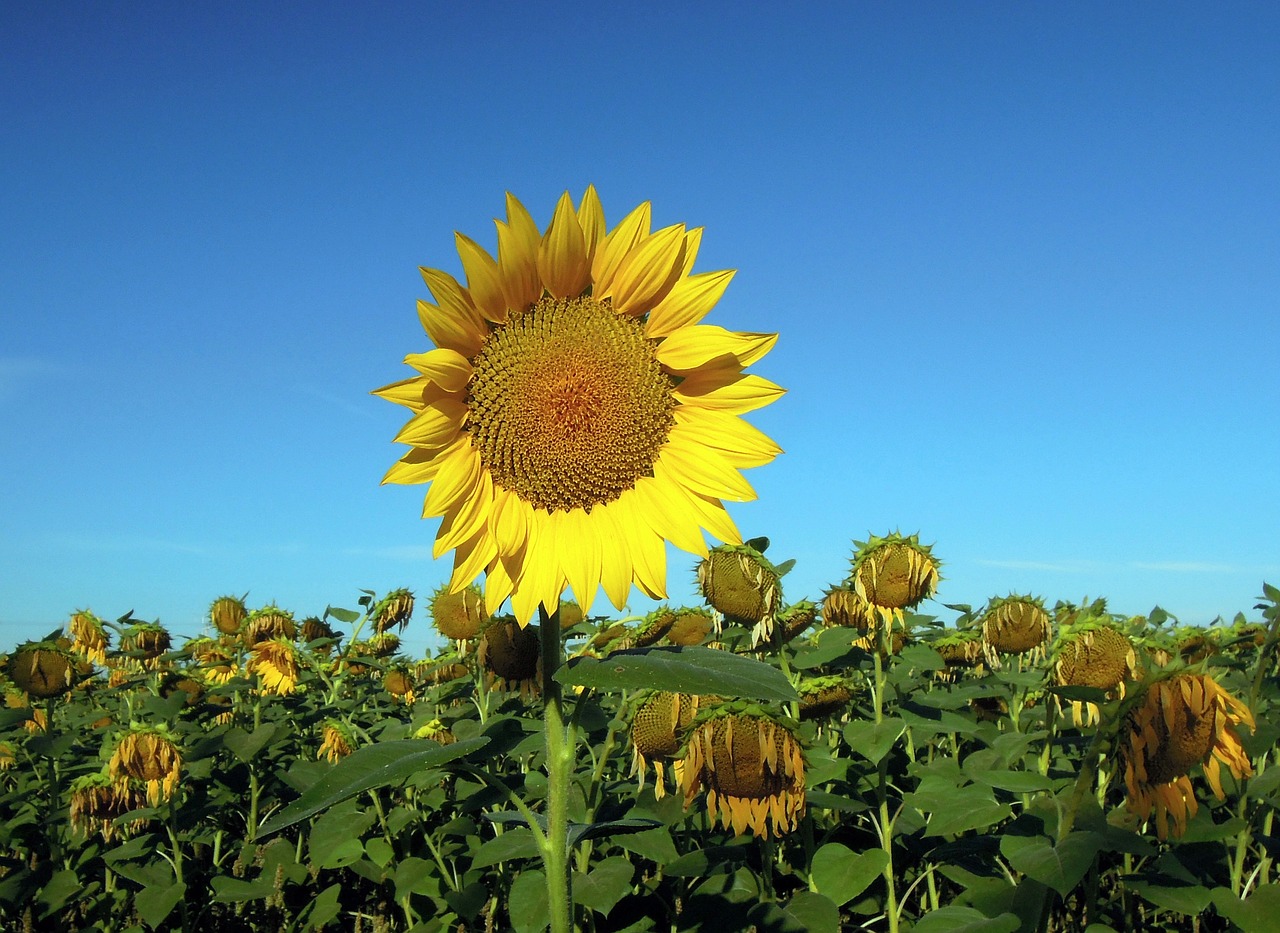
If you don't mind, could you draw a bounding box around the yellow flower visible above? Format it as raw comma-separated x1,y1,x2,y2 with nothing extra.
108,728,182,807
680,707,806,839
1120,673,1255,839
69,610,110,665
248,638,300,695
1053,621,1138,726
630,691,702,799
375,189,783,625
318,720,355,763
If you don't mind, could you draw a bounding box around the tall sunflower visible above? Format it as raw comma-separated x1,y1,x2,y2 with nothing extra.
375,189,784,625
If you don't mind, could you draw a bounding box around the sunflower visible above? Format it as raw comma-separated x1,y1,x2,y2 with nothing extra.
70,771,149,840
374,189,784,625
7,641,74,698
374,588,415,633
248,638,300,695
797,676,855,721
1052,621,1139,726
120,623,172,668
109,726,182,807
415,719,457,745
244,607,296,647
478,617,542,695
981,595,1052,663
680,704,806,839
697,542,783,644
383,668,416,703
776,600,818,644
820,585,873,631
850,533,940,625
318,720,355,763
1120,673,1255,839
69,610,110,665
209,595,247,636
633,607,677,648
430,583,488,644
664,607,716,647
630,691,702,798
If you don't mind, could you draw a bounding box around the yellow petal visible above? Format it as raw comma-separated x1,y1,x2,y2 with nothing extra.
392,399,468,448
449,527,496,593
607,224,687,316
682,488,743,547
645,269,735,338
577,185,606,268
679,227,703,277
592,201,651,295
611,493,666,598
420,267,487,347
656,325,777,372
497,193,542,313
372,375,429,411
672,406,782,468
402,348,473,393
595,500,634,610
454,232,508,324
537,191,589,299
484,556,515,616
381,448,446,486
675,370,786,414
435,468,494,557
560,507,601,616
632,475,709,558
513,511,565,624
422,442,481,519
658,435,757,502
490,485,531,556
416,298,484,358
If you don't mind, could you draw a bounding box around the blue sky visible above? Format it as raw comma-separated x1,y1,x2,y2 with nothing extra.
3,3,1277,657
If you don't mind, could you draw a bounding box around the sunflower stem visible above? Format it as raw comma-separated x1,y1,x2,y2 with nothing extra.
872,630,900,933
539,604,575,933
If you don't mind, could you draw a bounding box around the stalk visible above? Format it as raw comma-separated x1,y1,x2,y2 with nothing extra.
538,605,574,933
872,622,900,933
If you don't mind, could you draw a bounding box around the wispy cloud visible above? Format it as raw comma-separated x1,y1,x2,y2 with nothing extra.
1129,561,1264,575
973,558,1100,573
341,545,437,561
42,533,209,555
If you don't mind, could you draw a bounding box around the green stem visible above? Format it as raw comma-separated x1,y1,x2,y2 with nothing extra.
873,624,900,933
539,605,574,933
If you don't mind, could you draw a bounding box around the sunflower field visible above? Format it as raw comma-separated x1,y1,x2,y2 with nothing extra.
3,536,1280,933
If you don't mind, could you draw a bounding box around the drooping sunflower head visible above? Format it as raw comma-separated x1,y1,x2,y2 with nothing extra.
108,725,182,807
7,640,75,699
247,638,300,696
797,675,856,721
820,585,873,632
430,583,488,644
244,607,296,647
1121,672,1255,839
69,610,109,665
663,607,716,647
633,607,677,648
373,588,415,634
368,632,401,658
629,690,703,798
209,595,248,636
383,668,415,703
849,533,941,619
680,701,806,839
70,770,149,841
980,594,1052,660
557,599,587,630
477,616,541,695
300,617,338,648
697,542,783,643
374,189,784,627
777,600,818,644
1175,627,1219,665
930,629,986,681
318,719,355,763
120,623,172,665
1052,619,1139,726
159,672,204,707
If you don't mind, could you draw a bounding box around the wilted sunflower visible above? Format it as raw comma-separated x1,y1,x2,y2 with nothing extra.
209,595,247,636
383,668,415,703
374,188,784,625
798,676,855,721
478,617,541,695
1175,628,1218,665
1121,673,1255,839
850,533,940,625
631,691,702,798
69,610,110,665
981,595,1052,663
248,638,300,696
318,720,355,763
300,617,338,650
430,583,488,644
7,641,74,698
633,607,677,648
70,771,149,840
1052,621,1139,726
820,585,873,631
0,741,14,770
109,727,182,807
664,607,716,647
681,704,806,839
776,600,818,644
120,623,172,667
698,542,783,645
244,607,296,647
930,630,986,681
374,588,415,633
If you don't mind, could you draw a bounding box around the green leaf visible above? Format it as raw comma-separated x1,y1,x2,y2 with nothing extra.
257,736,488,836
1002,832,1103,895
222,723,280,764
443,882,489,922
614,826,678,864
806,789,869,813
309,800,376,869
567,817,664,849
897,644,946,672
508,869,550,933
392,857,437,900
134,881,186,929
472,827,540,868
325,605,361,624
300,883,342,930
749,891,840,933
211,875,277,903
557,646,798,701
666,844,753,877
574,856,635,916
912,906,1021,933
1127,880,1212,916
842,717,906,763
1212,884,1280,933
810,843,888,906
0,707,33,728
969,769,1057,793
36,869,81,916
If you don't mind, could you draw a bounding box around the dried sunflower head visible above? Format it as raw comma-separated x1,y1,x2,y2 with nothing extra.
373,588,415,633
849,532,940,620
209,595,247,636
981,594,1052,661
430,584,488,643
697,543,782,644
108,725,182,807
630,691,702,798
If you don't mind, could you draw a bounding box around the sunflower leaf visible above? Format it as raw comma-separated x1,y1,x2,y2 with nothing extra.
257,737,489,837
557,646,798,701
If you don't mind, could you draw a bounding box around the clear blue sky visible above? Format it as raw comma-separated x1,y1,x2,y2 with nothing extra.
3,3,1277,657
